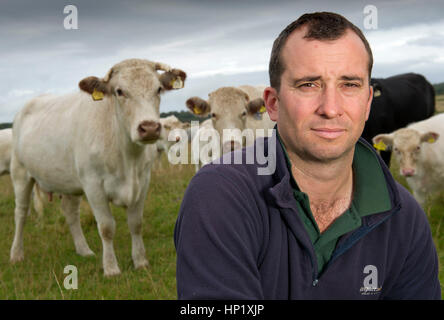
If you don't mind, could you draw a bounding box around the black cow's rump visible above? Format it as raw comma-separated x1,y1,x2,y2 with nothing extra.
362,73,435,166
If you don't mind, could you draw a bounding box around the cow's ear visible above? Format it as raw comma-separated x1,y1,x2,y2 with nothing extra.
371,82,382,97
421,131,439,144
159,69,187,90
78,76,110,101
246,98,266,115
372,134,393,151
186,97,210,117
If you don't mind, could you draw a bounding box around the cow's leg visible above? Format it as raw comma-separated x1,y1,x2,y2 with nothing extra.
32,183,45,219
10,153,34,262
127,172,151,269
83,185,120,276
61,195,94,257
127,190,149,270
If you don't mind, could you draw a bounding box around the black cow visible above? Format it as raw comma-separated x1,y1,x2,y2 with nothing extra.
362,73,435,166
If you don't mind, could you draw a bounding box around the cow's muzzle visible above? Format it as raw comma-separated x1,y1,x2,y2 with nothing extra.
137,120,161,142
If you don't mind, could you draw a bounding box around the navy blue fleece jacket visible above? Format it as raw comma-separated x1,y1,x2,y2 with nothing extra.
174,134,441,299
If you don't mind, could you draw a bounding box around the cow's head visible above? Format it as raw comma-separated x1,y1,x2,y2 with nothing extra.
186,87,266,153
373,128,439,177
79,59,186,145
159,115,189,149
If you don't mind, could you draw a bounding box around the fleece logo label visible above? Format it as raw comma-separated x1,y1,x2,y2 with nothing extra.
360,265,382,295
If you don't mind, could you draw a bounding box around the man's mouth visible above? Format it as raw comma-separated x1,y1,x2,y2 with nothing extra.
311,128,346,139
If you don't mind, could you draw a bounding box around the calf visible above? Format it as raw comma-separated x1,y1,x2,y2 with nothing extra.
372,113,444,207
10,59,186,276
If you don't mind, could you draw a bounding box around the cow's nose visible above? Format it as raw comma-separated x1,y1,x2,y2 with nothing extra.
138,121,161,141
401,168,415,177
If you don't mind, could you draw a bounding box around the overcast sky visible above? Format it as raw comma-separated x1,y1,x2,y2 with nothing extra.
1,0,443,123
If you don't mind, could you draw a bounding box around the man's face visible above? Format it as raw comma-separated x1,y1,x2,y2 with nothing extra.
265,28,373,163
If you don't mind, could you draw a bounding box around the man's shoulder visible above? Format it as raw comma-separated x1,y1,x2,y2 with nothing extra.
197,144,277,183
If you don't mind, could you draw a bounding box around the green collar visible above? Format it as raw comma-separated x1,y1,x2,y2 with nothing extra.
277,130,391,218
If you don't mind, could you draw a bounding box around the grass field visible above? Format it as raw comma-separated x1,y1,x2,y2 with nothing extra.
436,94,444,113
0,96,443,299
0,161,195,299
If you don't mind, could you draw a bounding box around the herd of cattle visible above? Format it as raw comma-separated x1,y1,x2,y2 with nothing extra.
0,58,442,276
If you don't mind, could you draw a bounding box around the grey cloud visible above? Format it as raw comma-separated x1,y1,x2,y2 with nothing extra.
0,0,443,123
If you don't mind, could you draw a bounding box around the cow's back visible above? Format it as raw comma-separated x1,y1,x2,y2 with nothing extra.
408,113,444,137
363,73,435,142
238,85,265,100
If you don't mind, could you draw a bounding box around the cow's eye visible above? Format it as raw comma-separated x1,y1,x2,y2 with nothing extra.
157,87,162,94
211,113,217,118
416,146,421,151
116,88,124,96
240,111,247,118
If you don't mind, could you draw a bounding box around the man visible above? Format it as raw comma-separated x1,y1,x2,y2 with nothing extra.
174,12,441,299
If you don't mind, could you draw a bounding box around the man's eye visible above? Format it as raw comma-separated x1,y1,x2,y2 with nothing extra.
344,82,360,88
299,83,316,88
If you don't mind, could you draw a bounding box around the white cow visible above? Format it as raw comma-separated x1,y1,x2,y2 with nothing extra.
187,85,275,171
154,115,189,169
373,113,444,207
10,58,186,276
0,128,46,217
0,128,12,175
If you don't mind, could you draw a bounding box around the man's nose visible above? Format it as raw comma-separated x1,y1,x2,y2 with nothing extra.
317,87,343,118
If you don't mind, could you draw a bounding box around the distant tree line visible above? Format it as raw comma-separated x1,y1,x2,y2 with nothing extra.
160,110,209,123
0,123,12,130
433,82,444,95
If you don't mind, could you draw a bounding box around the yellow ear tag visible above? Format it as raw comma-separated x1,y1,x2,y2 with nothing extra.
92,88,104,101
428,137,435,143
170,78,184,89
259,106,266,113
193,107,202,115
373,140,387,151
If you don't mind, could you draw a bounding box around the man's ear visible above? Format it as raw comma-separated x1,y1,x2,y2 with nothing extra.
263,86,279,122
186,97,210,117
365,85,373,121
159,69,187,90
372,133,394,151
246,98,266,115
421,131,439,144
78,76,111,100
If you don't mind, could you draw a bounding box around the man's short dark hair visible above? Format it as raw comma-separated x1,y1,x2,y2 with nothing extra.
269,12,373,91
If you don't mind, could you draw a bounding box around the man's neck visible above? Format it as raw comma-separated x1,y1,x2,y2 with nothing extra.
288,149,355,232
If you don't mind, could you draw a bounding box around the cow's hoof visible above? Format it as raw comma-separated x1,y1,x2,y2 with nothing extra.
104,266,121,277
10,251,24,263
77,248,95,257
134,258,150,270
